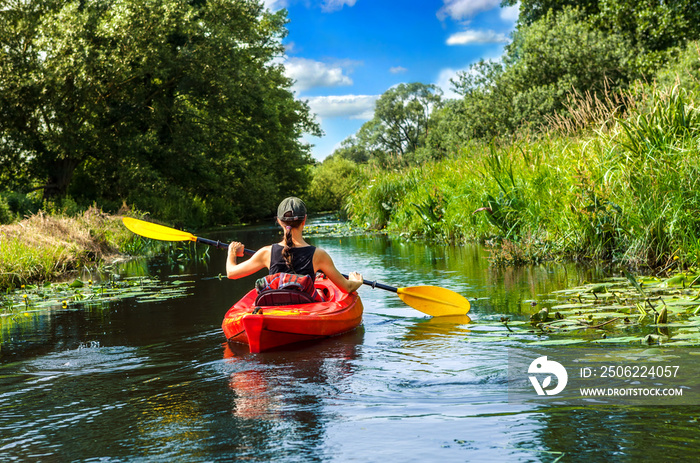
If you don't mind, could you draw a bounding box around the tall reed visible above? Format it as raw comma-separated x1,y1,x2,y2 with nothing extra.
346,84,700,269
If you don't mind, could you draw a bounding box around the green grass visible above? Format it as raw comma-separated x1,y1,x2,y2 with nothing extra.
0,208,141,290
346,84,700,270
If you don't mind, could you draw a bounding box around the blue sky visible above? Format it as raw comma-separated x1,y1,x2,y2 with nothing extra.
263,0,520,160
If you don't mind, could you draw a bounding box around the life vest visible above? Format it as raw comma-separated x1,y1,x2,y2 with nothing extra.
254,272,324,306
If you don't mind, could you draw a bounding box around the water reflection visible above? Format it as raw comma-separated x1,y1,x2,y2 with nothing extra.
532,406,700,462
222,329,364,460
400,315,472,348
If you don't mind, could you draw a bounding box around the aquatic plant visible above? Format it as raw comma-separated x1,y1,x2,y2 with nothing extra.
520,270,700,346
459,269,700,347
0,274,194,316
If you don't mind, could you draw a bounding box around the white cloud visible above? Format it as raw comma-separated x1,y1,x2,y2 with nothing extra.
446,29,510,45
500,3,520,23
389,66,408,74
304,95,378,120
435,68,464,100
284,57,354,92
262,0,288,11
321,0,357,13
284,41,298,54
437,0,501,21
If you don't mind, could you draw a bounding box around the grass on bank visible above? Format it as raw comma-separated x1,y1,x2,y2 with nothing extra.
0,208,141,290
345,83,700,271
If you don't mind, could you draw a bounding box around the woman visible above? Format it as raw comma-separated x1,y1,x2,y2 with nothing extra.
226,197,363,294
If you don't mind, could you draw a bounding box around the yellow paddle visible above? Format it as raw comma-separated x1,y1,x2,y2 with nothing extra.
122,216,237,250
122,217,471,317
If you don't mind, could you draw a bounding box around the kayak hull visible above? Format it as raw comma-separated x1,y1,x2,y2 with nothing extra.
222,277,363,353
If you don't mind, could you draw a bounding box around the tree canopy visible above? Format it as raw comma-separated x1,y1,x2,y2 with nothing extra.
0,0,319,225
333,82,443,168
437,0,700,143
501,0,700,74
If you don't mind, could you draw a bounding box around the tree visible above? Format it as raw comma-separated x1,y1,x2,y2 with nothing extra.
449,59,516,140
449,7,634,138
0,0,319,224
505,7,633,126
502,0,700,73
332,136,372,164
332,83,443,167
306,156,359,213
500,0,598,26
371,82,443,157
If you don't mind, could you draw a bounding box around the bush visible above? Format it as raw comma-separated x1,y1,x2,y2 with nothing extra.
3,191,42,217
656,42,700,92
306,157,359,214
0,195,13,224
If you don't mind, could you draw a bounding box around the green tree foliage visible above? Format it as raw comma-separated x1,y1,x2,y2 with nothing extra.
432,1,700,144
332,134,375,164
334,83,443,168
306,156,359,213
502,0,700,74
445,60,515,140
0,0,319,225
446,5,654,140
371,82,443,157
0,195,12,225
656,43,700,92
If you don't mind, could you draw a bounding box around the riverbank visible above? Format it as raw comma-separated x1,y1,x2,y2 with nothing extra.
0,208,136,290
3,209,699,344
345,85,700,271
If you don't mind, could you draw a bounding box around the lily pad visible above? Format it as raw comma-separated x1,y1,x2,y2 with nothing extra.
591,336,643,344
528,338,587,346
551,303,594,310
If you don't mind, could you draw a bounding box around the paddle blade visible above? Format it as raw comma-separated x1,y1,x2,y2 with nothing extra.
397,286,471,317
122,217,197,242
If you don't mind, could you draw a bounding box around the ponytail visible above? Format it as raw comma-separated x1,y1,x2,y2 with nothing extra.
280,213,304,273
282,226,295,272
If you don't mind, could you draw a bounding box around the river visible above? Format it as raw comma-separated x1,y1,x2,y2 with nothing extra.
1,217,699,462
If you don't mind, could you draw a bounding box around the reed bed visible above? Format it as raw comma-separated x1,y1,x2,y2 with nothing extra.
346,84,700,270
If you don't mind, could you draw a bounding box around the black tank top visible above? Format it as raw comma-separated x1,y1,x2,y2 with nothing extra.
270,243,316,278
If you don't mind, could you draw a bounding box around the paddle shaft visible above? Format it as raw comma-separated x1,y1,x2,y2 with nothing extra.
197,237,255,255
199,237,397,292
342,274,398,293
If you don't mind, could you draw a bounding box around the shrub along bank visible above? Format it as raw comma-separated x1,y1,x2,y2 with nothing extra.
345,84,700,271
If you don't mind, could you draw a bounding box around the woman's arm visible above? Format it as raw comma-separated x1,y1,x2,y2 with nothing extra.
313,248,363,293
226,243,270,279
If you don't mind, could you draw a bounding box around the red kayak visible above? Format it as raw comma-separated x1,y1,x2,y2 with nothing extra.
222,276,363,353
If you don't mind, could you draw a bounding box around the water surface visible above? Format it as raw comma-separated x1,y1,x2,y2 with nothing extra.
1,219,698,461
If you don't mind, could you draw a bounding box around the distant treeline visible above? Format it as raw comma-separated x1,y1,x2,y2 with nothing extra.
0,0,318,227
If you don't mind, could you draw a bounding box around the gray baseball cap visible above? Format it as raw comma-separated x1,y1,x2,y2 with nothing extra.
277,197,307,221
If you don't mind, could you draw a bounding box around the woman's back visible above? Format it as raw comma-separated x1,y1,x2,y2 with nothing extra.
269,243,316,277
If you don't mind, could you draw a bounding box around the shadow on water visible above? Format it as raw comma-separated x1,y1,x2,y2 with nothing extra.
2,217,700,461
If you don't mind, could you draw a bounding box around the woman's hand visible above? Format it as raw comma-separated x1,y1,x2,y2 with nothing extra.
346,271,364,293
229,241,245,258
